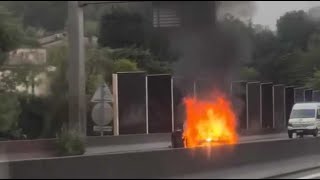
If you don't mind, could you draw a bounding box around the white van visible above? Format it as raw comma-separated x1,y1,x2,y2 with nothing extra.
288,102,320,138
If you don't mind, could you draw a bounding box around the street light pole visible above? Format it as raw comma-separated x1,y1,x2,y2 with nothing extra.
67,1,86,136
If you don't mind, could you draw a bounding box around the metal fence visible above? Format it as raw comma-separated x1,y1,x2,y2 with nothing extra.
109,72,320,135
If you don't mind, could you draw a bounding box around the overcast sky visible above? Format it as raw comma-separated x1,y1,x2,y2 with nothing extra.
252,1,320,30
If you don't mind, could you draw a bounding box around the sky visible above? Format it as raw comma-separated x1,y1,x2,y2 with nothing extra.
252,1,320,30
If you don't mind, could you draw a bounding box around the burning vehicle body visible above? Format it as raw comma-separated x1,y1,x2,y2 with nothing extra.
172,91,238,148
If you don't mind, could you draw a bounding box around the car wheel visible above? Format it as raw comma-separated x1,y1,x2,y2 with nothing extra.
184,138,189,148
171,130,184,148
288,133,293,139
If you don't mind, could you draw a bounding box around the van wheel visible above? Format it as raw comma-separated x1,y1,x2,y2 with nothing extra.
313,129,319,137
299,134,304,138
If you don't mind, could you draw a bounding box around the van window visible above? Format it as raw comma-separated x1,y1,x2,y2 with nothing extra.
317,109,320,119
290,109,315,119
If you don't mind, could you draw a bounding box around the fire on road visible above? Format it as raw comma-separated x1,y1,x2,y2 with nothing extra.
182,90,238,148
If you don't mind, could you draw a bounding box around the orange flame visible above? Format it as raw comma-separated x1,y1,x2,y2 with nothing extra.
183,91,238,148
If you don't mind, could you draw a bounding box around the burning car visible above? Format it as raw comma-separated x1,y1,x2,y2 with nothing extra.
171,92,238,148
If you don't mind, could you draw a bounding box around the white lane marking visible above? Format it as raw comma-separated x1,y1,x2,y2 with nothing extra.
298,172,320,179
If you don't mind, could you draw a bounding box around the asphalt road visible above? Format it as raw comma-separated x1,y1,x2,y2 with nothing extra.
268,167,320,179
85,133,289,155
171,154,320,179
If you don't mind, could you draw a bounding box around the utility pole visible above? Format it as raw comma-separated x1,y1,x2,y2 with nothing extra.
67,1,142,136
67,1,86,136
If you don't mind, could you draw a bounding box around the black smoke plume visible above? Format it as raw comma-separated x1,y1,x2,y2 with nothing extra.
170,1,256,97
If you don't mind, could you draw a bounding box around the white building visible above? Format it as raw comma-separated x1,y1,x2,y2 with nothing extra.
1,48,52,96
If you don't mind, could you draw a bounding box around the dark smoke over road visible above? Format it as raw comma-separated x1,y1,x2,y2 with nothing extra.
171,1,256,94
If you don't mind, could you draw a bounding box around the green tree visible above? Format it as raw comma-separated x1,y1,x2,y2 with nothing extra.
0,67,39,93
214,15,254,70
3,1,67,32
18,95,48,139
300,46,320,73
86,47,113,95
250,26,282,83
87,74,104,96
98,7,146,48
113,58,138,73
274,50,312,86
306,70,320,89
47,46,114,97
84,3,112,22
0,93,20,133
239,66,260,81
40,45,68,137
277,10,316,51
252,26,279,62
109,47,172,74
43,46,119,136
250,16,317,86
0,5,23,64
292,46,320,88
146,31,179,63
0,71,19,93
307,33,320,50
20,26,41,48
85,20,98,38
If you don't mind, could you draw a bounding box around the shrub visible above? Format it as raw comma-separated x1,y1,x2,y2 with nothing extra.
56,127,86,156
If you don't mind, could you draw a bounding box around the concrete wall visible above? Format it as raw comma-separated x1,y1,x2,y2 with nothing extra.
86,133,170,147
0,131,287,157
5,138,320,179
0,139,56,154
0,133,171,155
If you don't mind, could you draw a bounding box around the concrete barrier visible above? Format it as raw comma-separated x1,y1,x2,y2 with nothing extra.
0,129,282,152
0,139,56,154
86,133,170,147
0,162,9,179
0,130,286,159
0,133,171,157
0,139,57,160
238,128,286,136
5,138,320,179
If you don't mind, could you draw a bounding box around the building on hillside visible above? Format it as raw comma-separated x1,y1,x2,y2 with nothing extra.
7,48,47,66
1,48,52,96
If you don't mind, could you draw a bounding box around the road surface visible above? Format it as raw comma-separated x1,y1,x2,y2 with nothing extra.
268,167,320,179
170,155,320,179
85,133,288,155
